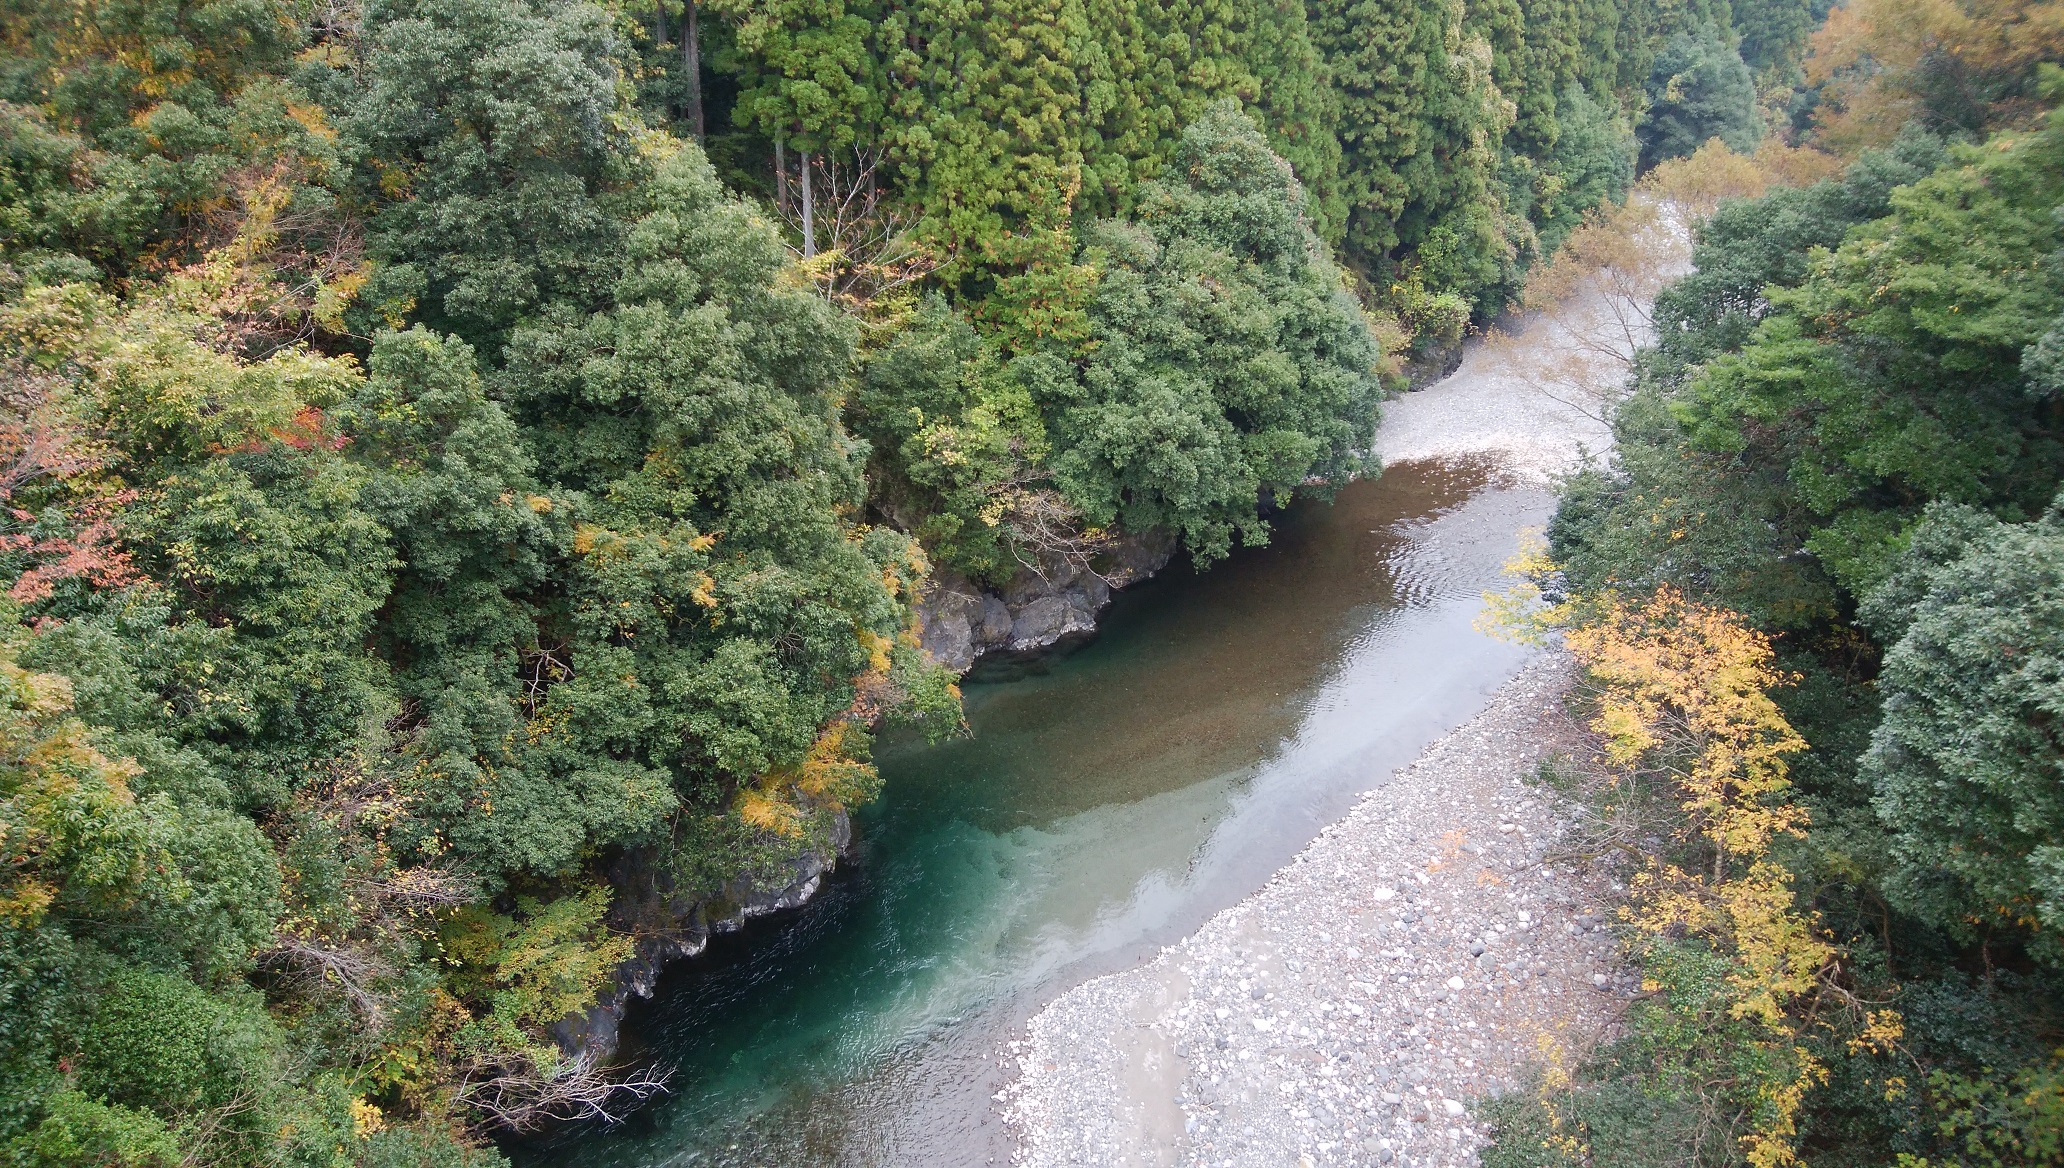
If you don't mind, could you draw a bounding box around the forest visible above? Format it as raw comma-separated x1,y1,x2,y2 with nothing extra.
1,0,2049,1162
1475,0,2064,1162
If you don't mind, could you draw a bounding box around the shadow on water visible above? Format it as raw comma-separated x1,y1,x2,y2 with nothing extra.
516,456,1551,1167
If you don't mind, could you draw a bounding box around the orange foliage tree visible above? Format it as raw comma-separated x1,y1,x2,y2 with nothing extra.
1487,139,1841,423
1805,0,2064,149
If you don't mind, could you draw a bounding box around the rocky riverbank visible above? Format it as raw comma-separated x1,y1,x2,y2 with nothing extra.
557,815,852,1059
915,271,1632,679
915,532,1177,674
1001,652,1626,1168
560,529,1177,1059
561,527,1176,1060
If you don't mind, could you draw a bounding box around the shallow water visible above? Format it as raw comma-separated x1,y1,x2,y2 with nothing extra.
524,456,1551,1167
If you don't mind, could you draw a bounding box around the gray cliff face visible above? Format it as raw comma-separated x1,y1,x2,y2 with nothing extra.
557,813,851,1059
915,531,1177,674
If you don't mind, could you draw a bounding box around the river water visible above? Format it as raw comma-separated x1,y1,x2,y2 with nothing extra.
526,455,1556,1167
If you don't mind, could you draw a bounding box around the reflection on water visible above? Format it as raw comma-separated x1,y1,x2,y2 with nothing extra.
522,458,1549,1167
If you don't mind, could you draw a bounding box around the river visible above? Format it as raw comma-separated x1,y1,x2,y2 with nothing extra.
515,220,1649,1165
519,435,1590,1165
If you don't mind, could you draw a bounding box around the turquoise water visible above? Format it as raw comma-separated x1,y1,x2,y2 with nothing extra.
527,458,1547,1167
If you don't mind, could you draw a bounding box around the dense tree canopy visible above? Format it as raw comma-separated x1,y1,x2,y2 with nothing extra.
855,107,1385,578
0,0,1830,1159
650,0,1773,319
335,0,640,347
1524,45,2064,1167
1043,105,1385,561
1637,27,1762,167
1859,498,2064,956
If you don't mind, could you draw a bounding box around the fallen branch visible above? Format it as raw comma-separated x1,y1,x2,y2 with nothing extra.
456,1050,673,1132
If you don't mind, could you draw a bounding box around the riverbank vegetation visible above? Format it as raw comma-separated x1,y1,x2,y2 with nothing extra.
0,0,1831,1161
1482,1,2064,1162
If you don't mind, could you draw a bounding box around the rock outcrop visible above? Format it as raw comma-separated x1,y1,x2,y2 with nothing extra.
559,532,1176,1060
557,814,851,1059
1401,337,1467,390
914,531,1178,673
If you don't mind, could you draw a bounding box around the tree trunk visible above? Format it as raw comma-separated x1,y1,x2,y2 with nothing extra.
800,150,816,258
652,0,666,48
683,0,703,140
774,140,788,214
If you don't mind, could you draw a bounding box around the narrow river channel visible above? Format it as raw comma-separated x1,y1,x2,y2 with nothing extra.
525,453,1556,1167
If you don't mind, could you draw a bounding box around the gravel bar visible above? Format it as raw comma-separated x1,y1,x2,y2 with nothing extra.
1000,267,1672,1166
1001,652,1630,1168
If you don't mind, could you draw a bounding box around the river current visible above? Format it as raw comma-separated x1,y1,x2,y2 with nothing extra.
523,454,1555,1167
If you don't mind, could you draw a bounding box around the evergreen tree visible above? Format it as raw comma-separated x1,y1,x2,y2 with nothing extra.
716,0,884,155
336,0,638,349
1730,0,1816,74
878,0,1094,279
1037,105,1385,561
1637,27,1762,167
1307,0,1453,268
1859,498,2064,957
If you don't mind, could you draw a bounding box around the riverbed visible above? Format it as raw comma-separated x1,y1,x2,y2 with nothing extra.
528,310,1615,1168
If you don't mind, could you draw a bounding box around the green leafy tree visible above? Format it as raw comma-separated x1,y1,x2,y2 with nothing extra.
493,144,920,872
1729,0,1816,75
1649,126,1945,369
1034,105,1384,562
1678,119,2062,593
1531,84,1639,258
853,295,1054,581
1858,498,2064,958
337,0,639,348
1637,28,1761,168
337,327,556,807
6,1087,181,1167
1553,120,2060,626
1534,76,2064,1168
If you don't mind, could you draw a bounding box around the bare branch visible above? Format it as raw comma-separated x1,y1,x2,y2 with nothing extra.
302,0,363,46
518,641,574,719
1483,193,1693,422
259,935,398,1027
779,146,940,309
344,865,475,913
175,1086,265,1168
456,1050,673,1132
982,482,1118,583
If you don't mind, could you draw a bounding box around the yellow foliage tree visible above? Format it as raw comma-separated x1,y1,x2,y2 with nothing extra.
1482,554,1889,1167
0,642,148,927
735,717,879,839
1564,587,1840,1168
